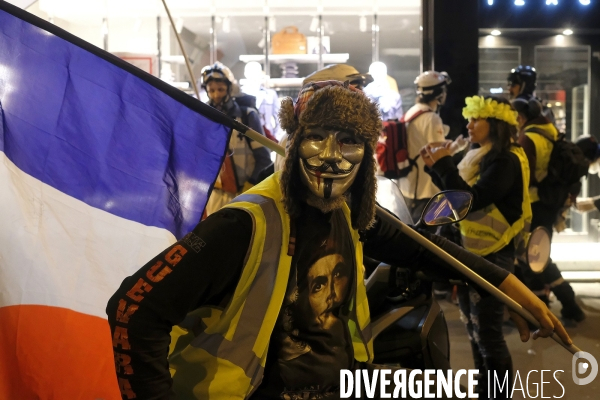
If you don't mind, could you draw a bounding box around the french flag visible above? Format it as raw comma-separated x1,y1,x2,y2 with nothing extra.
0,1,232,398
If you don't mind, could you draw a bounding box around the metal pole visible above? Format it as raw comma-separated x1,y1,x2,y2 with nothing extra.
157,16,162,79
210,15,217,65
421,0,434,72
372,13,379,63
102,17,108,51
317,14,324,70
160,0,200,99
264,15,270,79
226,121,581,356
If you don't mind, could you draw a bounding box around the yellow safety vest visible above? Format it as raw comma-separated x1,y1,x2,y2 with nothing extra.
459,146,532,257
168,172,373,399
524,123,558,203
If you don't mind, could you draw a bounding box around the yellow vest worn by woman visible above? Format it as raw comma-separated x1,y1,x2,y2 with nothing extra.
524,122,558,203
167,173,373,399
459,146,533,257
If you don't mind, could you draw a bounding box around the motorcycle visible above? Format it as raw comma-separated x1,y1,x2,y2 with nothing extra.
366,178,552,370
367,181,473,370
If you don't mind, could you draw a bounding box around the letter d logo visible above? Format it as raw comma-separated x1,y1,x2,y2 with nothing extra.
572,351,598,385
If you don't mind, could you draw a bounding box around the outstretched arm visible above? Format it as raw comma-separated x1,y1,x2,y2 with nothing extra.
106,209,252,399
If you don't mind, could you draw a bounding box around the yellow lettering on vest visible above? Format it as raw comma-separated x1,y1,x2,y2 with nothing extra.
165,244,187,267
467,228,500,240
116,299,139,324
146,260,173,283
118,377,137,399
126,278,153,302
112,326,131,350
115,351,134,374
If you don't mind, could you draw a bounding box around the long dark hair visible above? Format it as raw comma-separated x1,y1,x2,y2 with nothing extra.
480,96,518,170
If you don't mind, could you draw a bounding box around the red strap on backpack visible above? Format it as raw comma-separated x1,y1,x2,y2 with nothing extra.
376,110,432,179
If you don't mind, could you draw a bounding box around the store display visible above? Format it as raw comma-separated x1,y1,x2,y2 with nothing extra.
280,62,299,78
271,26,307,54
241,62,283,140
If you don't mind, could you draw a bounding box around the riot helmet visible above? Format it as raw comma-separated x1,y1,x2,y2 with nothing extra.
507,65,537,98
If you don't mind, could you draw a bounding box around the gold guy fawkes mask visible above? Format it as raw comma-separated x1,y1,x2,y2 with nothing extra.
298,127,365,200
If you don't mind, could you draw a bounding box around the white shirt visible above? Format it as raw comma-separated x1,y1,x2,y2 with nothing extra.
398,103,446,200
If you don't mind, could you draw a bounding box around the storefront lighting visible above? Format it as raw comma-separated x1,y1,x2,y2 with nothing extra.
132,18,142,33
563,29,573,35
359,16,367,33
491,29,501,36
490,87,503,94
580,0,591,5
555,34,565,43
547,103,553,107
222,16,230,33
514,0,525,5
555,102,562,106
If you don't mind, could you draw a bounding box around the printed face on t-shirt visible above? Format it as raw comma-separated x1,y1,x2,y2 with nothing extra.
306,253,351,330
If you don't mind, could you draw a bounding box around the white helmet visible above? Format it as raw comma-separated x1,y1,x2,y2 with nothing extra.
414,71,451,100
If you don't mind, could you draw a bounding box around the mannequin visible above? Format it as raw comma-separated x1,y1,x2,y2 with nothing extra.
241,61,283,140
363,61,403,121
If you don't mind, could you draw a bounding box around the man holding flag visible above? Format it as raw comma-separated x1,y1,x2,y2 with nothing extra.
106,80,572,399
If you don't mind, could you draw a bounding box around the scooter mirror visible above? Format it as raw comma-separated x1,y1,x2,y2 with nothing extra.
421,190,473,226
527,226,551,273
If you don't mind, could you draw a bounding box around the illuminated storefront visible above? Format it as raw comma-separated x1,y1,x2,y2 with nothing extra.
479,0,600,242
25,0,423,110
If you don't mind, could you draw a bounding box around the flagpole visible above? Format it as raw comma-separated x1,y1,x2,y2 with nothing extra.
160,0,200,99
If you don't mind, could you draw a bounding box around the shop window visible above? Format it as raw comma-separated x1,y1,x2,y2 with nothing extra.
478,47,521,96
534,46,590,139
534,45,591,234
377,14,421,114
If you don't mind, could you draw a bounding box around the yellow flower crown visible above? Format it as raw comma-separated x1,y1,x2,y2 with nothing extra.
462,96,518,126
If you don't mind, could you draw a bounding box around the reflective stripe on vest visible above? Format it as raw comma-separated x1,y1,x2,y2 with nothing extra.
169,194,287,399
167,173,373,399
525,127,555,203
459,147,532,257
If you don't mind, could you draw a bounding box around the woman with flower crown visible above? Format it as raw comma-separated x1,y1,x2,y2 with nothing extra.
420,96,532,400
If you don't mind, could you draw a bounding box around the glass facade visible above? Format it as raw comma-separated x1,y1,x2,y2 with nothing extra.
26,1,421,106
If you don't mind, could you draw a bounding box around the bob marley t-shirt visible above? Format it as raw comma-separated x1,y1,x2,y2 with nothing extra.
251,206,356,400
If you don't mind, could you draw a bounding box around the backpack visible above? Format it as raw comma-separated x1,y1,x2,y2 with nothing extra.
234,94,278,143
528,128,590,209
376,110,431,179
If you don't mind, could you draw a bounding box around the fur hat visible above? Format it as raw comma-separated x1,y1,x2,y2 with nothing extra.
279,81,381,230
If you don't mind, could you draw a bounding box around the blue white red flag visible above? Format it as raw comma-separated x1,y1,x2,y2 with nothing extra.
0,1,232,398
